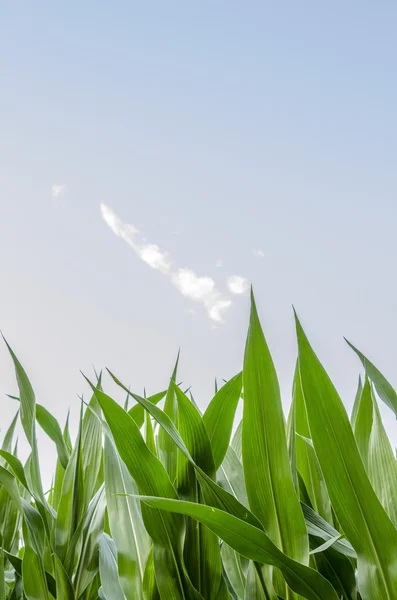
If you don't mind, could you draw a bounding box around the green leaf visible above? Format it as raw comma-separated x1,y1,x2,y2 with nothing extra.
3,340,35,446
302,504,355,559
294,364,332,523
350,376,362,429
128,390,167,428
107,371,262,530
36,404,70,470
99,533,127,600
1,410,19,455
0,548,5,600
104,434,149,599
0,451,29,492
309,535,343,556
367,389,397,527
117,377,222,600
3,341,50,529
216,576,232,600
108,375,195,467
51,415,71,512
217,446,248,507
138,497,339,600
54,404,85,565
158,353,180,483
296,313,397,599
231,421,242,460
202,373,243,470
221,542,246,600
173,384,222,600
9,574,23,600
174,384,216,480
353,377,373,469
145,410,157,455
311,545,356,600
53,553,74,600
143,548,160,600
243,292,308,596
91,383,202,600
82,386,104,509
22,499,46,558
22,547,49,600
244,562,269,600
346,339,397,417
287,381,297,492
74,485,106,598
0,466,23,514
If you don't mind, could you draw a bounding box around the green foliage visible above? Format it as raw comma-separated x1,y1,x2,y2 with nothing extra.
1,293,397,599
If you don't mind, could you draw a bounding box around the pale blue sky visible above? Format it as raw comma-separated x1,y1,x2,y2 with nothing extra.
1,2,397,478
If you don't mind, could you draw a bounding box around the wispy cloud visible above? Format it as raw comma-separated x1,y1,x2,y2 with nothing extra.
215,259,223,267
52,184,66,201
207,298,233,322
227,275,249,295
100,202,232,322
172,269,215,302
253,248,264,258
100,203,171,273
100,202,126,236
138,244,171,273
172,269,231,323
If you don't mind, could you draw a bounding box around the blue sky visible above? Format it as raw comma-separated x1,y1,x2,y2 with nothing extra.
1,2,397,478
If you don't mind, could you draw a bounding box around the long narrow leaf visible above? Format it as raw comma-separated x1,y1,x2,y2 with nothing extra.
243,292,308,596
90,383,202,600
202,373,242,470
346,340,397,417
296,313,397,599
138,498,339,600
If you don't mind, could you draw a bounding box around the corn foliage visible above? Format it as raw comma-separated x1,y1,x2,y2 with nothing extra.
1,292,397,599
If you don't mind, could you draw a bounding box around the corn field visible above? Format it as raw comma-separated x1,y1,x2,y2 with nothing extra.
1,292,397,599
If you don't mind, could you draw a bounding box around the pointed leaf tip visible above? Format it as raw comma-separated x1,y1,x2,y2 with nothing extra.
171,350,180,380
293,310,306,340
80,372,98,395
2,335,13,355
249,289,259,323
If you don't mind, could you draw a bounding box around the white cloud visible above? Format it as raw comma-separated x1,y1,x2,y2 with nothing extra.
100,202,127,237
52,184,66,200
227,275,249,295
253,248,265,258
215,259,223,267
100,203,232,322
172,269,215,301
207,297,232,322
172,269,231,323
100,202,171,274
139,243,171,273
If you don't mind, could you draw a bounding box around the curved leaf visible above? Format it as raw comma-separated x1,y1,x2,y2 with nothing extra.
138,498,339,600
99,533,127,600
296,314,397,599
243,292,309,596
203,373,242,470
346,340,397,417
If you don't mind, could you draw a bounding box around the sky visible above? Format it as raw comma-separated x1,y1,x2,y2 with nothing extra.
1,2,397,481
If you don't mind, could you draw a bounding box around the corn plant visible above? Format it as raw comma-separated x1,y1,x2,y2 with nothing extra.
1,291,397,599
